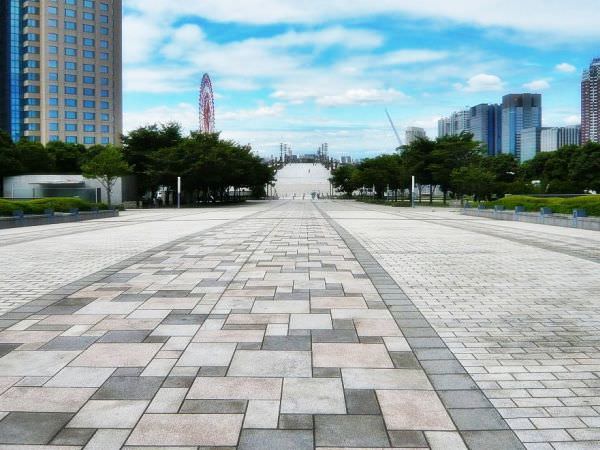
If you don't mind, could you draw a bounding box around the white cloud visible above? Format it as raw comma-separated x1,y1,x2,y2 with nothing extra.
316,88,409,106
555,62,576,73
523,79,551,91
564,115,581,126
220,104,286,121
124,0,600,40
455,73,504,92
124,103,198,133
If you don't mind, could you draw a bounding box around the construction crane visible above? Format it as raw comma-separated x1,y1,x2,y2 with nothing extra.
385,109,402,148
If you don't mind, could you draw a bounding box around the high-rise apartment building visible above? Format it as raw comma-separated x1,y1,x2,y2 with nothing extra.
405,126,426,145
501,94,542,160
469,103,502,156
0,0,122,145
438,109,470,138
541,126,581,152
581,58,600,144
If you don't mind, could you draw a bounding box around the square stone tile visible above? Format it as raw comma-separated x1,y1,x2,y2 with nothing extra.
389,430,428,448
140,297,201,310
40,335,98,351
0,386,95,412
239,429,313,450
92,376,163,400
126,413,243,446
176,343,237,367
244,400,280,428
228,350,311,377
67,399,148,428
289,314,332,330
462,430,526,450
0,412,73,444
76,301,141,315
147,387,187,413
383,336,411,352
84,428,130,449
71,343,162,367
281,378,346,414
310,296,367,309
312,343,393,368
0,351,78,376
342,368,432,390
315,415,389,447
188,376,282,400
425,431,468,450
354,319,403,337
376,390,455,430
152,324,201,337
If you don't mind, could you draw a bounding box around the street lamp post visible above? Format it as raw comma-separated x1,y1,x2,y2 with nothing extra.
177,177,181,209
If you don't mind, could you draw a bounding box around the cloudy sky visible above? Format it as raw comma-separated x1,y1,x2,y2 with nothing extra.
122,0,600,158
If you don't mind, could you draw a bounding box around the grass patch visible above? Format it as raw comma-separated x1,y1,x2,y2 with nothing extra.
485,195,600,216
0,198,108,216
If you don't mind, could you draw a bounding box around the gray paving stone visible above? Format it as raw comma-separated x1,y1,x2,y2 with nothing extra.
462,430,526,450
51,427,96,445
180,399,247,413
315,414,390,447
92,376,164,400
390,351,422,369
389,430,428,448
345,389,381,414
430,374,480,390
262,336,311,351
40,335,98,351
438,390,494,409
239,429,313,450
449,408,510,431
311,329,358,343
98,330,151,343
279,414,313,430
0,412,73,444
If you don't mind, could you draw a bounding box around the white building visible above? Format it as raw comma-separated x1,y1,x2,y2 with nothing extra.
438,109,470,137
405,127,427,145
541,126,581,152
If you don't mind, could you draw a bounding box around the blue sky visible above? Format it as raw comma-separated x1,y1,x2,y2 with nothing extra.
121,1,600,158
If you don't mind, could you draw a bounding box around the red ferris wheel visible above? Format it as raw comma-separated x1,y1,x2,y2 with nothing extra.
199,73,215,133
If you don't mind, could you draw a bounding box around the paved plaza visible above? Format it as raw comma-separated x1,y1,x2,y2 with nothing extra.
0,201,599,449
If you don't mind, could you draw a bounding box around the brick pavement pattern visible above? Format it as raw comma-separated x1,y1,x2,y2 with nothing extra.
0,200,597,448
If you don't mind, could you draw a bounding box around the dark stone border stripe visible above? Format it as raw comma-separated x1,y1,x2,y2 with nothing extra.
315,204,525,450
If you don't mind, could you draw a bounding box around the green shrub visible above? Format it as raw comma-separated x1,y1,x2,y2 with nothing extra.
0,198,108,216
485,195,600,216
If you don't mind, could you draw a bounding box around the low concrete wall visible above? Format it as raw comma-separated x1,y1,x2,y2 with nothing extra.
0,210,119,230
462,208,600,231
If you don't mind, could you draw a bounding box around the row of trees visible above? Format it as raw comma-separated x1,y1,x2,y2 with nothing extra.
331,133,600,202
0,123,276,205
122,123,275,204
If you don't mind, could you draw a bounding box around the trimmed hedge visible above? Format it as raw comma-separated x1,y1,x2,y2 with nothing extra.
487,195,600,217
0,198,108,216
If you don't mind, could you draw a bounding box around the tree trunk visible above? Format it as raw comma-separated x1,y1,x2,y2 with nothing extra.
429,185,433,205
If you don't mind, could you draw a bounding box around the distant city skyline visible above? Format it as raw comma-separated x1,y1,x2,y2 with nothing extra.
119,1,600,158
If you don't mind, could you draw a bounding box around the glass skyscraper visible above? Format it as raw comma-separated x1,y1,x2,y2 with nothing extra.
0,0,122,145
469,103,502,156
501,94,542,160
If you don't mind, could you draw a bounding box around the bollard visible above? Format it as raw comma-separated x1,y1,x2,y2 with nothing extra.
572,209,587,228
514,205,525,221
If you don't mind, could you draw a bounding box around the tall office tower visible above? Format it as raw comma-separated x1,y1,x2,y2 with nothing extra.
469,103,502,156
405,126,426,145
520,127,550,163
501,94,542,159
438,109,470,138
0,0,122,145
582,58,600,144
541,126,581,152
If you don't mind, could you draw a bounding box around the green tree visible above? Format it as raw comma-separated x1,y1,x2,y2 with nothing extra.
353,154,403,199
569,142,600,193
430,133,482,204
82,146,131,207
330,164,357,198
15,139,55,174
400,137,436,203
0,132,22,197
451,165,496,201
45,141,87,173
122,122,184,204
